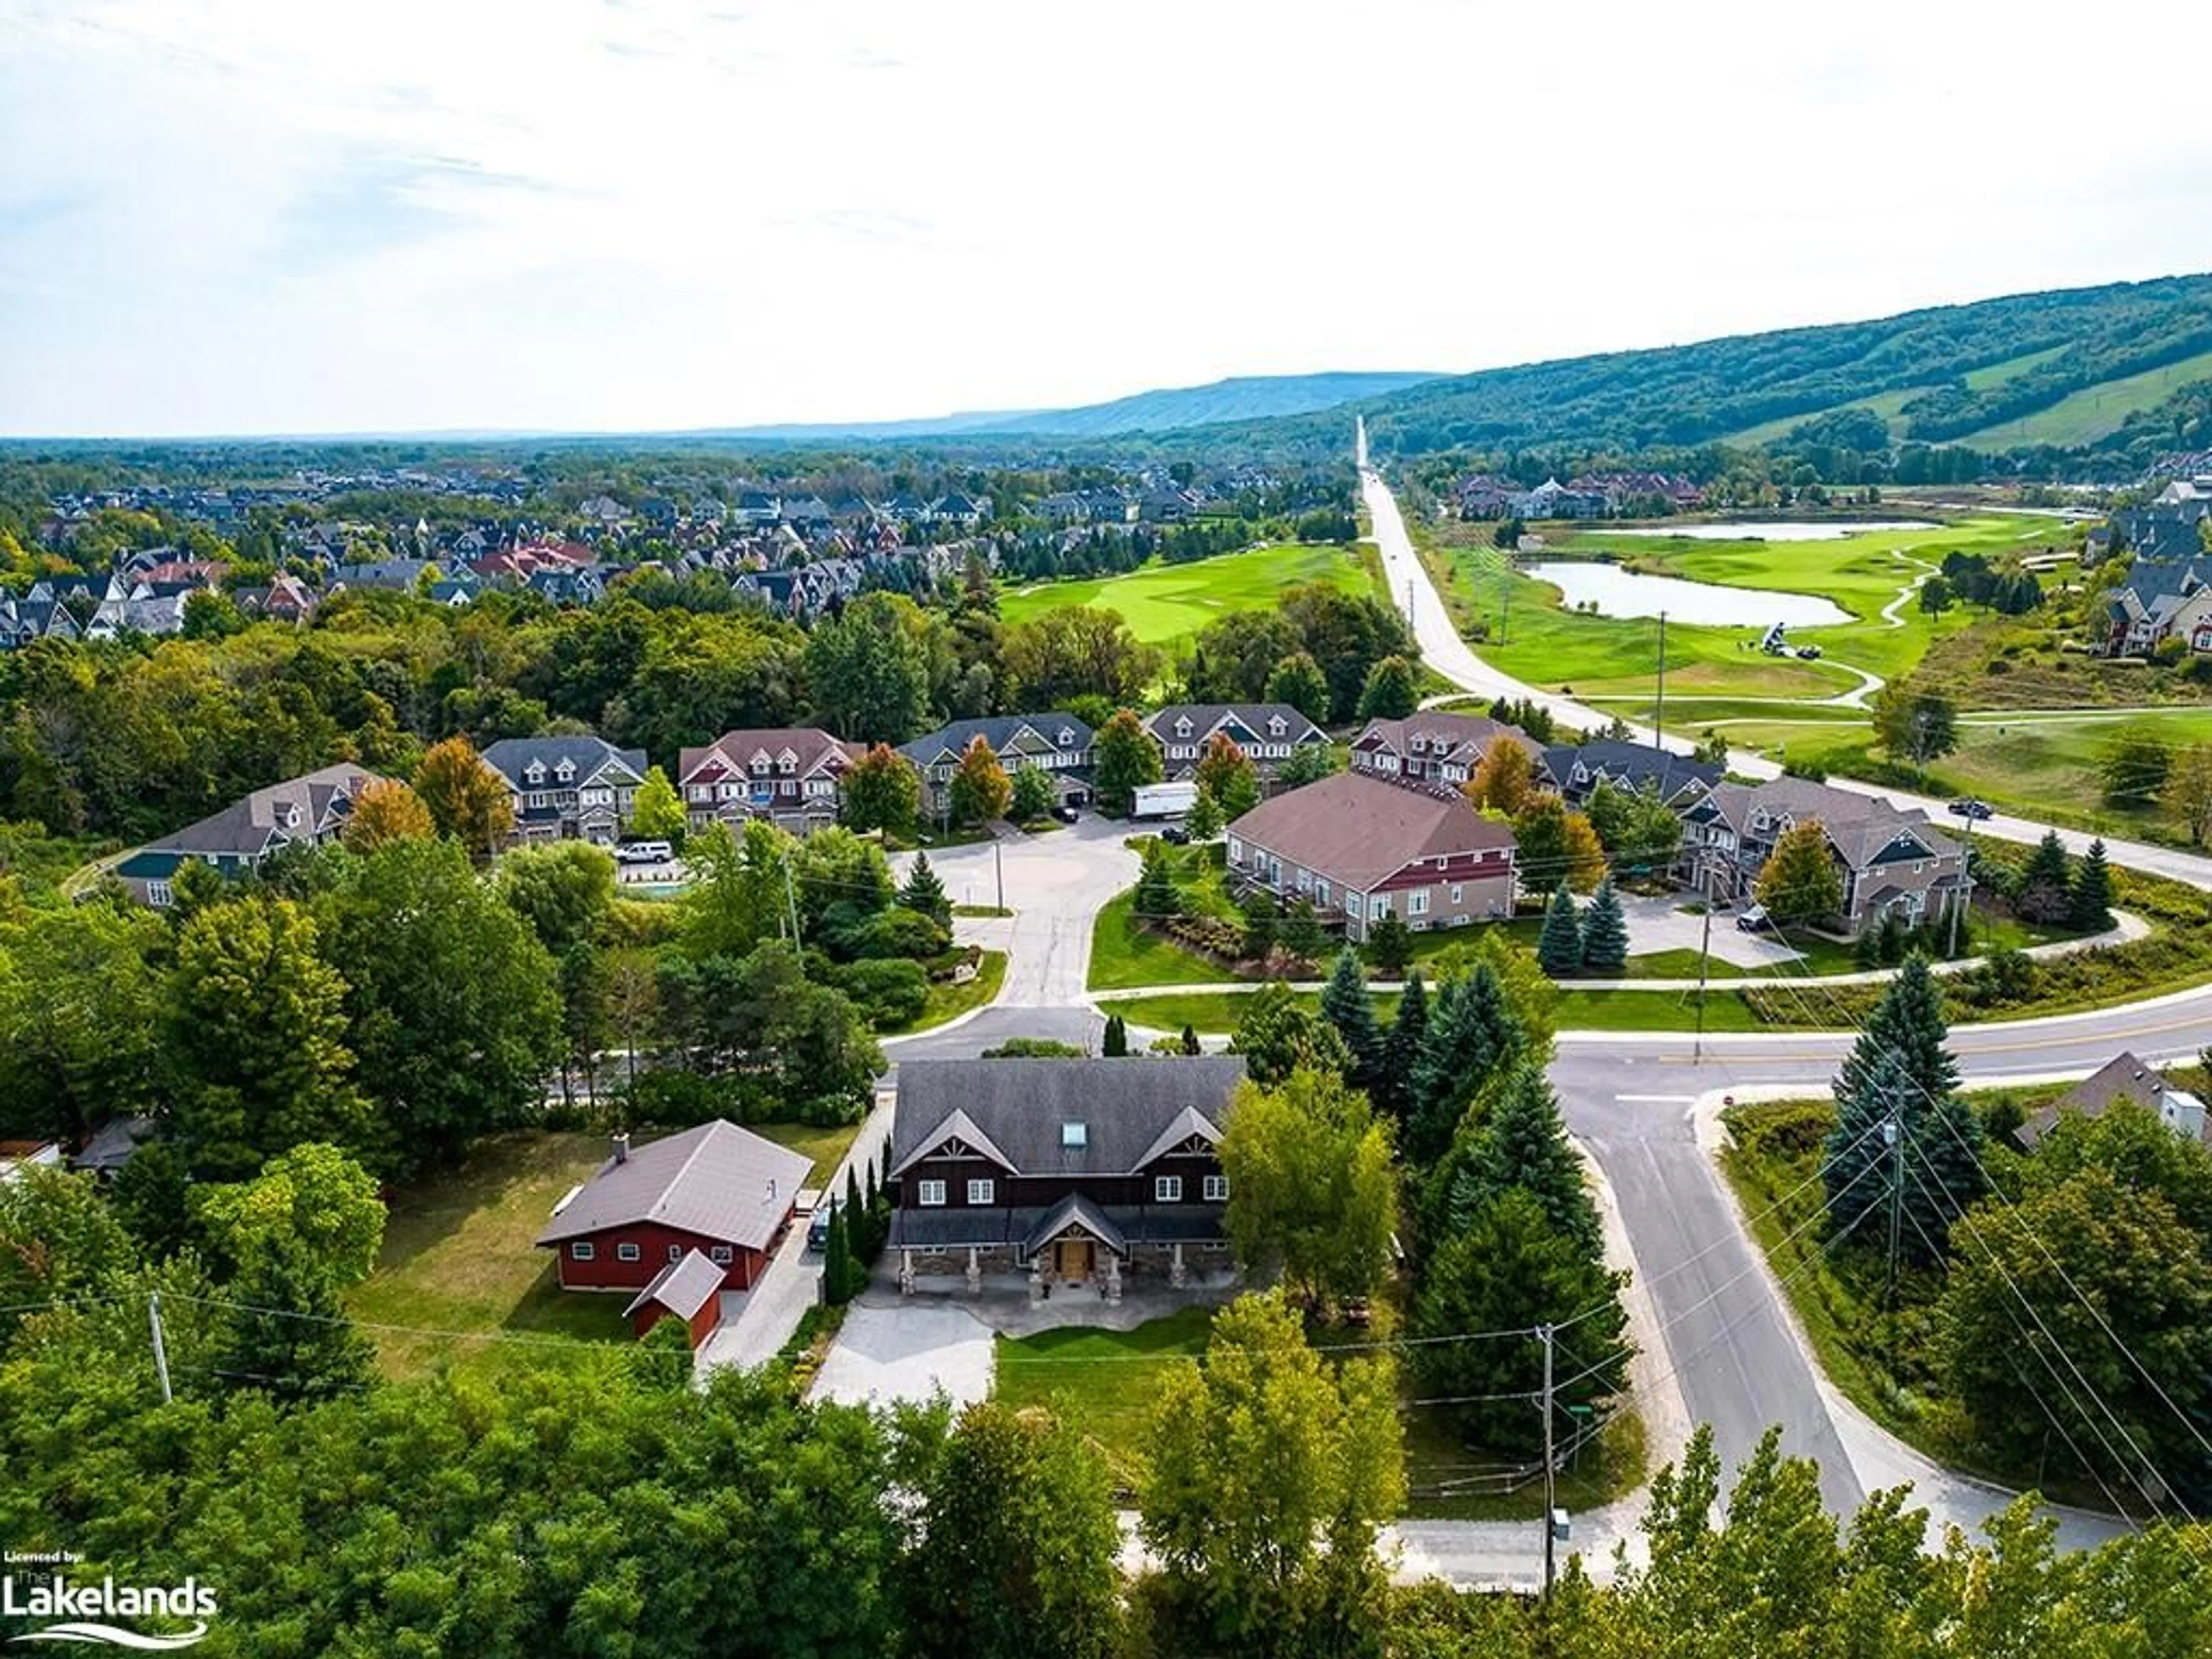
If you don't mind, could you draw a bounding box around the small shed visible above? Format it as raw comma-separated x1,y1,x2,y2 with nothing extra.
623,1249,728,1347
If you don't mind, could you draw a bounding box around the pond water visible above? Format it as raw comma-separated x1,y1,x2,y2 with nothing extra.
1526,561,1853,628
1601,520,1937,542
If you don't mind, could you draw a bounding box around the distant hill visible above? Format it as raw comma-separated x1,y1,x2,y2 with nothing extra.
701,372,1444,443
1215,274,2212,465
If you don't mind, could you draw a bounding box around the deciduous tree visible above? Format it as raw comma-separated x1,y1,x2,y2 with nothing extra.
1465,740,1536,815
412,734,513,863
805,591,933,744
1356,653,1421,720
498,839,617,955
2164,743,2212,847
630,763,688,843
1514,794,1607,893
1091,709,1161,815
1872,687,1959,765
341,778,434,853
1194,733,1260,821
1003,607,1162,709
841,743,922,837
1010,764,1056,823
948,736,1013,827
1264,653,1331,726
1756,819,1842,927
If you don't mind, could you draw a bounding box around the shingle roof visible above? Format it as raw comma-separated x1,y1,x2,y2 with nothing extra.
536,1120,812,1253
1699,778,1958,870
1353,711,1539,765
678,728,855,786
623,1249,726,1321
1144,704,1325,747
2019,1051,2206,1148
891,1057,1246,1178
900,714,1094,767
1024,1193,1127,1257
1228,770,1516,890
1544,741,1721,801
147,763,384,859
480,735,646,789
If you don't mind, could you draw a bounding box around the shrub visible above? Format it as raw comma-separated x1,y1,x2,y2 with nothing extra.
833,958,930,1029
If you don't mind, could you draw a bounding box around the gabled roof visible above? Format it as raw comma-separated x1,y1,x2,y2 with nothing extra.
892,1057,1246,1179
677,727,857,787
1143,703,1325,747
1024,1193,1128,1258
144,762,385,860
1353,711,1537,765
480,735,647,790
1132,1105,1224,1171
2019,1051,2207,1149
899,714,1094,768
1544,740,1721,802
1228,770,1516,889
536,1120,811,1253
889,1107,1017,1178
623,1249,726,1321
1701,777,1958,869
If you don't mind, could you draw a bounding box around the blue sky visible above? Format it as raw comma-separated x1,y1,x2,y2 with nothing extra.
3,0,2209,437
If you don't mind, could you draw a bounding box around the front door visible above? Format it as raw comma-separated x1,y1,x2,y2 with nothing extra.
1055,1240,1093,1281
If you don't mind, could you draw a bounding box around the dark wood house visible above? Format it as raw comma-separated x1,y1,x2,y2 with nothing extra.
888,1056,1245,1298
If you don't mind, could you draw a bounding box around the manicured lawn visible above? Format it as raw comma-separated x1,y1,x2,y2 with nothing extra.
1110,985,1781,1036
346,1131,633,1382
1418,513,2055,702
1086,891,1228,991
999,542,1372,646
751,1117,874,1189
952,903,1012,918
995,1307,1215,1484
885,949,1007,1036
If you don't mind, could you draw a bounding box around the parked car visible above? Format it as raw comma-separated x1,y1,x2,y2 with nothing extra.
1794,644,1823,660
616,840,673,865
806,1196,842,1252
1736,903,1773,932
1052,804,1080,824
1159,824,1191,846
1946,797,1994,821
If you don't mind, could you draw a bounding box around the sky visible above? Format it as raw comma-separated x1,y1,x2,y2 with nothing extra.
3,0,2210,438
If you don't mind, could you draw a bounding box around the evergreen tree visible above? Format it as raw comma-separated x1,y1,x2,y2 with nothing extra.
2016,829,2074,923
1537,882,1584,977
1185,788,1225,842
1179,1024,1202,1056
1910,1091,1990,1259
1446,1064,1603,1255
823,1198,857,1305
1407,966,1524,1168
1236,887,1279,960
1373,970,1427,1126
215,1235,376,1405
1319,948,1381,1094
1102,1013,1128,1057
1357,654,1421,719
1365,910,1414,979
1834,954,1959,1123
1132,842,1181,922
898,850,952,925
1281,897,1324,962
2069,837,2115,933
1580,876,1629,973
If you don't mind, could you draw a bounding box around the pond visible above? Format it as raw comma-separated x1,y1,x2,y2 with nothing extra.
1526,561,1854,627
1601,520,1938,542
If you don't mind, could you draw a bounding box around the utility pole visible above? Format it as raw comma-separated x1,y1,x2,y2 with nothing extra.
1946,812,1976,959
1539,1321,1558,1600
782,857,802,945
149,1291,173,1404
1692,898,1714,1063
1883,1105,1904,1299
1654,611,1668,751
994,839,1005,914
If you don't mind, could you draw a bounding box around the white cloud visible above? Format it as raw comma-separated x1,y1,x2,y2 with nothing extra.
1,0,2208,435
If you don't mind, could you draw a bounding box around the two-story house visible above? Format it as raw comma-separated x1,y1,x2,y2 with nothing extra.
1543,740,1722,810
480,736,649,845
1675,777,1966,937
888,1056,1246,1297
1143,703,1328,793
1226,770,1518,942
677,727,857,835
1349,711,1537,789
899,714,1094,820
112,762,386,906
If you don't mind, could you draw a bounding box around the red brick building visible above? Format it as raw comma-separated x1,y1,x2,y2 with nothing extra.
536,1122,813,1298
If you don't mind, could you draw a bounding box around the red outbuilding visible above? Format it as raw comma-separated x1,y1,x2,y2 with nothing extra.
536,1120,812,1300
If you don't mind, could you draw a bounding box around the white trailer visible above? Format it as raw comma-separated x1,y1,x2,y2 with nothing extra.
1131,781,1200,820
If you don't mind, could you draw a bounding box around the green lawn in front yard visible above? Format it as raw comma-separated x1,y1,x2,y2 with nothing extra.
884,949,1007,1036
346,1131,633,1382
1109,984,1780,1036
994,1306,1216,1485
749,1118,873,1189
999,543,1372,646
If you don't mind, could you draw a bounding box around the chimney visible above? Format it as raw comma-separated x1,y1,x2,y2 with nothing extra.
612,1130,630,1165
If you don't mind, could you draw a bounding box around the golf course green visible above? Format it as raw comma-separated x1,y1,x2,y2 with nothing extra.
999,541,1378,645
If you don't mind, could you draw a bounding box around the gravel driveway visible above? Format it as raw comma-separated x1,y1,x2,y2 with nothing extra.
810,1304,995,1411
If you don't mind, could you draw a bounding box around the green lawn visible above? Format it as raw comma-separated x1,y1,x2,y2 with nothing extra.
994,1306,1216,1485
1718,346,2071,448
1111,984,1781,1036
751,1117,873,1189
1086,891,1228,991
885,949,1007,1036
346,1131,633,1382
1420,513,2055,706
1959,347,2212,449
999,542,1372,646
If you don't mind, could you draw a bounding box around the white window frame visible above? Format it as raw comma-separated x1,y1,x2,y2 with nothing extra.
967,1179,995,1206
709,1245,733,1264
1204,1175,1229,1202
571,1241,596,1262
918,1179,947,1207
1450,884,1464,904
1410,889,1430,915
146,880,173,907
616,1242,642,1262
1155,1176,1183,1203
668,1244,683,1263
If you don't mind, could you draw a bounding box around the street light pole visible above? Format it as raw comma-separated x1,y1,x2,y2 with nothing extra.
1539,1321,1558,1601
1692,897,1714,1064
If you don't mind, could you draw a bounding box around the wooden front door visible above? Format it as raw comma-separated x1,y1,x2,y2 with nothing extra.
1055,1240,1094,1281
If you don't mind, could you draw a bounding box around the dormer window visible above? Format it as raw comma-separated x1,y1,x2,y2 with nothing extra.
1175,718,1192,737
751,757,770,775
1058,729,1075,748
1061,1122,1087,1149
555,760,575,782
1268,717,1286,735
778,754,797,774
1410,734,1425,752
525,762,546,783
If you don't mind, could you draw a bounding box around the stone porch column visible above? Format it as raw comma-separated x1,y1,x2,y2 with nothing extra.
1104,1255,1122,1305
1170,1242,1187,1289
965,1247,981,1296
1028,1263,1044,1305
899,1248,914,1296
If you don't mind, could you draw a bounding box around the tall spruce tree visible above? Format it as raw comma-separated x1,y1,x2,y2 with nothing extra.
1537,882,1584,977
1407,965,1524,1168
899,851,952,925
1580,876,1630,974
2069,837,2115,933
1319,948,1382,1095
215,1236,376,1404
1102,1013,1128,1057
2016,829,2074,923
1373,969,1428,1126
1179,1024,1202,1056
1446,1064,1602,1255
